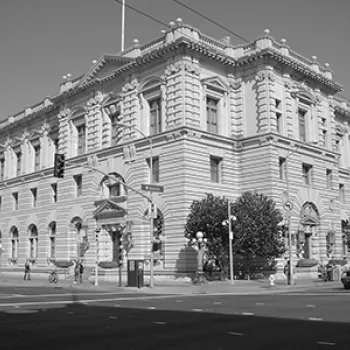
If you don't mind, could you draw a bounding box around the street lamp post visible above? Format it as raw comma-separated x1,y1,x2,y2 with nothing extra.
192,231,207,284
94,226,101,286
227,202,237,284
116,123,155,288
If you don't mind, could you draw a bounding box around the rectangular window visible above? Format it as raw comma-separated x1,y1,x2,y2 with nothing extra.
206,97,219,134
340,184,345,204
298,109,306,142
326,169,332,189
110,114,119,146
50,237,55,258
149,98,162,135
148,157,160,183
51,183,57,203
13,192,19,210
276,113,283,134
34,145,41,172
31,188,37,207
302,163,312,185
77,125,86,155
0,157,5,181
16,151,22,177
74,175,83,197
279,157,286,180
210,156,221,183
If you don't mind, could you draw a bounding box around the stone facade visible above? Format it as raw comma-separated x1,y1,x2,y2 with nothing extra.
0,21,349,279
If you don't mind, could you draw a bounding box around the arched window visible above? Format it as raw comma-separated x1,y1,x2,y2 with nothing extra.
100,173,127,199
10,226,19,259
28,224,38,259
48,221,56,258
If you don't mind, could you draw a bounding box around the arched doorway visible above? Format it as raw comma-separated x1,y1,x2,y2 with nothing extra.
297,202,320,259
28,224,38,260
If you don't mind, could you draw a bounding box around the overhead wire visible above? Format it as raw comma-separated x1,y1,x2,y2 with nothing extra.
171,0,250,43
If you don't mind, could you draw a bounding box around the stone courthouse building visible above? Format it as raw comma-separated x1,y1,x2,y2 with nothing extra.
0,20,349,279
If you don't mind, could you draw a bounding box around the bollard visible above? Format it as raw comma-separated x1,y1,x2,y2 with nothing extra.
269,274,275,287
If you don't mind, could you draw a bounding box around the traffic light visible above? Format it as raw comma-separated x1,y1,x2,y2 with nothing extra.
152,215,163,253
53,153,65,178
117,232,123,267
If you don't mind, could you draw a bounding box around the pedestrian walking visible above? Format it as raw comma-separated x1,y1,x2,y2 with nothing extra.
284,260,291,285
74,260,80,284
24,260,31,280
79,261,84,284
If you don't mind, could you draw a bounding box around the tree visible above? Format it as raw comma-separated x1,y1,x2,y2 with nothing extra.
184,191,285,280
231,191,285,277
184,193,229,276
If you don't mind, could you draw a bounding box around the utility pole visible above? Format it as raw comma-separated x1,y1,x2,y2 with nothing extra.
121,0,125,51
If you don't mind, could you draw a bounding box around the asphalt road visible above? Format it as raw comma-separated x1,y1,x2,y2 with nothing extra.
0,285,349,350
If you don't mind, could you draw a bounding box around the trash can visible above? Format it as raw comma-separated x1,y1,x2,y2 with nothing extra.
127,260,144,288
326,265,333,281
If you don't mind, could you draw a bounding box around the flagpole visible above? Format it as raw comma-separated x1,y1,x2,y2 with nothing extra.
121,0,125,51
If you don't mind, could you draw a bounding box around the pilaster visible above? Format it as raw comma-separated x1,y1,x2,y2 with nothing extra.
122,77,139,141
283,75,294,138
87,91,104,152
58,107,70,156
228,76,243,138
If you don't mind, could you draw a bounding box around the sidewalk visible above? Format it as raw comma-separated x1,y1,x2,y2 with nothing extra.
0,272,343,295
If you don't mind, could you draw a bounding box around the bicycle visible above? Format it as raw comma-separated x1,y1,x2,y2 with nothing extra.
48,270,59,284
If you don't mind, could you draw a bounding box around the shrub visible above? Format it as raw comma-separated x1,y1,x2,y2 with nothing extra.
296,258,318,268
98,261,119,269
53,260,74,268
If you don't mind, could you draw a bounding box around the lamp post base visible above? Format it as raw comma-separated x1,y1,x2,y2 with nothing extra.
193,271,206,285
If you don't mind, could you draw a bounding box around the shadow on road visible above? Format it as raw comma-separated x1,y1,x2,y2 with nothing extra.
0,298,349,350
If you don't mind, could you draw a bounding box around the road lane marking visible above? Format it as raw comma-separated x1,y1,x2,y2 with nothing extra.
317,341,336,346
255,302,264,306
148,307,156,310
228,332,243,336
242,312,254,316
114,304,121,307
306,304,316,308
176,300,183,303
153,321,166,325
67,312,75,315
0,292,131,299
108,316,117,319
213,301,222,305
308,317,322,321
193,309,203,312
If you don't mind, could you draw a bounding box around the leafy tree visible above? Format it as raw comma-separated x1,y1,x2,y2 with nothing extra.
184,191,285,279
231,191,285,277
184,193,230,276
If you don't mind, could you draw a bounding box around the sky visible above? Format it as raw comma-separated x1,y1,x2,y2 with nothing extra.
0,0,349,120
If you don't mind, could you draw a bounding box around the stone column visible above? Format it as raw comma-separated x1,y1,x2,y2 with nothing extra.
58,107,70,156
87,91,104,152
122,77,139,140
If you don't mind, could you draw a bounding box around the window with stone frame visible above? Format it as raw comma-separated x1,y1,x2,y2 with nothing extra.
100,173,126,199
298,109,306,142
279,157,287,180
31,138,41,172
140,80,164,136
13,146,22,177
102,98,122,147
147,157,160,183
210,156,222,183
48,221,56,258
206,97,219,134
326,169,332,189
31,188,37,208
339,183,346,204
70,111,87,156
12,192,19,210
275,98,283,134
74,174,83,197
28,224,38,259
302,163,313,185
10,226,19,260
0,155,5,181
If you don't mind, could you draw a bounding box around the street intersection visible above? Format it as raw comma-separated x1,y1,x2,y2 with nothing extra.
0,282,349,349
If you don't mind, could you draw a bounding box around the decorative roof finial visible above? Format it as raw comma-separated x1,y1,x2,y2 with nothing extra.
325,63,330,69
67,73,72,80
264,29,270,36
62,75,67,80
133,38,139,44
281,38,286,45
169,21,176,28
161,29,166,34
92,60,97,65
176,18,183,26
312,56,317,62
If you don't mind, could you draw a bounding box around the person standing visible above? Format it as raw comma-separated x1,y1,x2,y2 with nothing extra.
24,260,31,281
74,260,80,284
79,261,84,284
284,260,291,285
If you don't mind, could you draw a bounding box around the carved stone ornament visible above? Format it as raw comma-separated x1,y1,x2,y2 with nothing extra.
40,122,50,134
165,62,182,76
184,62,200,76
122,79,138,92
229,78,242,90
87,91,104,107
256,70,275,82
59,107,70,119
284,79,293,89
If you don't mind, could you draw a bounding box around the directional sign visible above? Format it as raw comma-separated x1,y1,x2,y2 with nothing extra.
283,201,293,211
141,183,164,193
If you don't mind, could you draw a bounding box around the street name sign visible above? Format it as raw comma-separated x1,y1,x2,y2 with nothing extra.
141,183,164,193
